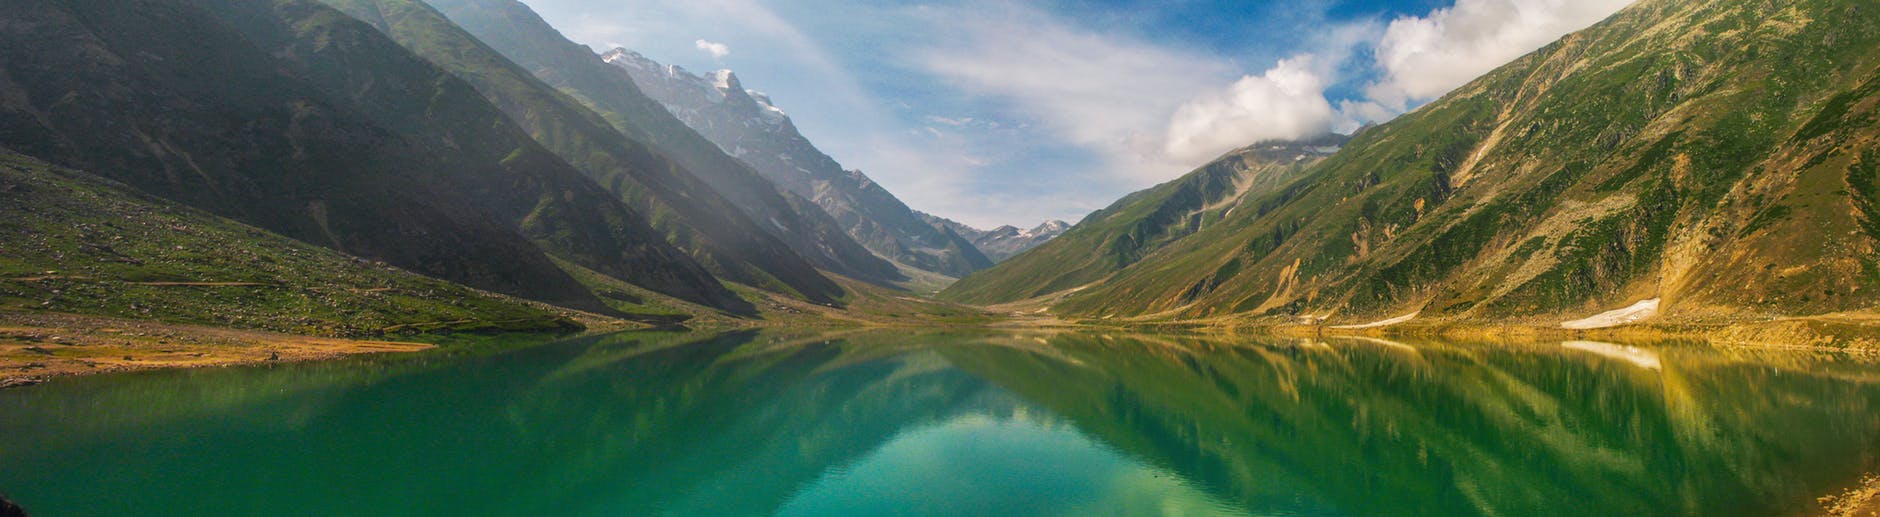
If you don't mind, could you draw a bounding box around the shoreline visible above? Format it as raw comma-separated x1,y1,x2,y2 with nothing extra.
1822,474,1880,517
14,308,1880,388
0,311,434,388
1039,313,1880,353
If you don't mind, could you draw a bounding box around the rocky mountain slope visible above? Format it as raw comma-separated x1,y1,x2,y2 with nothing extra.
0,0,744,312
604,49,996,278
917,215,1071,263
951,0,1880,324
943,138,1342,304
405,0,905,289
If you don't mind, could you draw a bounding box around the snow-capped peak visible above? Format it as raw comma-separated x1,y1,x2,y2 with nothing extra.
707,69,740,92
601,48,657,73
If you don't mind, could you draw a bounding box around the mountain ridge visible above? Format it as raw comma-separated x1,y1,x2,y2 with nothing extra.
408,0,908,289
916,214,1072,263
602,48,997,279
950,0,1880,325
0,0,647,311
315,0,864,304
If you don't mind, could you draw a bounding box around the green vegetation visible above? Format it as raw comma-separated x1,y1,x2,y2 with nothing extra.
317,0,864,303
0,152,571,336
0,0,621,309
951,0,1880,325
943,138,1341,305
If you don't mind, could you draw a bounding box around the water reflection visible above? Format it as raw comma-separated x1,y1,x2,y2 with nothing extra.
0,330,1876,516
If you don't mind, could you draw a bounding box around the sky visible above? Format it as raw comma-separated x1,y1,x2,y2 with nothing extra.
518,0,1635,229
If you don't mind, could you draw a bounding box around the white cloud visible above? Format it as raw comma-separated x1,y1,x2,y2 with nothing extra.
1163,56,1338,163
1365,0,1633,114
913,4,1235,181
507,0,1637,228
694,39,730,58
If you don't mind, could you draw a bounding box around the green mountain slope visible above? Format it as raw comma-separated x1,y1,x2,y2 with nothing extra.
0,0,616,309
942,137,1341,305
0,151,570,335
961,0,1880,323
319,0,894,296
415,0,905,286
192,0,747,313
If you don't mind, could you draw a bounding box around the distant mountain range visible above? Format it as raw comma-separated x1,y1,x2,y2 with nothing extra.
602,49,998,279
947,0,1880,325
918,215,1071,263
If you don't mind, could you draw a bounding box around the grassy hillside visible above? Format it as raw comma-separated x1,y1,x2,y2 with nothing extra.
987,0,1880,324
943,138,1341,305
0,151,572,336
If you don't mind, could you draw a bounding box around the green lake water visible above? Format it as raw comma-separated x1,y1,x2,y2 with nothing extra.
2,330,1878,516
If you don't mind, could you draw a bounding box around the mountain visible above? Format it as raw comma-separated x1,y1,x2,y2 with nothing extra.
942,138,1342,305
603,49,997,279
304,0,857,305
397,0,906,289
0,0,705,312
951,0,1880,324
918,214,1071,263
0,150,571,335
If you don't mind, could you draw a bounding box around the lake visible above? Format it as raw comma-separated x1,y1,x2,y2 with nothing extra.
2,330,1877,516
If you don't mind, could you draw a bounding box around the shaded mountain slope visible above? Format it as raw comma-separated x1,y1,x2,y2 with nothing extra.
195,0,746,312
313,0,850,303
942,137,1341,305
603,50,995,278
0,0,614,309
394,0,904,287
963,0,1880,323
0,150,569,335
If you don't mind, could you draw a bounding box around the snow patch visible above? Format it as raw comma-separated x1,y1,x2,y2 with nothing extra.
1330,311,1419,330
748,91,788,126
1561,299,1659,330
1336,336,1419,353
1562,340,1662,370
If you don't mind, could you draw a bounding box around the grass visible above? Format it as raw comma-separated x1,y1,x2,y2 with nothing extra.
0,151,576,337
953,0,1880,325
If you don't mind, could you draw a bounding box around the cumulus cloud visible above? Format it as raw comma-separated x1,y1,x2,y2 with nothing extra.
1164,56,1338,163
694,39,731,58
1364,0,1633,114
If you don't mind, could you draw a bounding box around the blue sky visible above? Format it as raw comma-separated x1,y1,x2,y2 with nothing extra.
518,0,1633,228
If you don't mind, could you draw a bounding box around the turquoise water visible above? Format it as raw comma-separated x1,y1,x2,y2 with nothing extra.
2,330,1878,516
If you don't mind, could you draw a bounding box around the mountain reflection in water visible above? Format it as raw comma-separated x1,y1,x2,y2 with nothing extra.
2,330,1877,516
